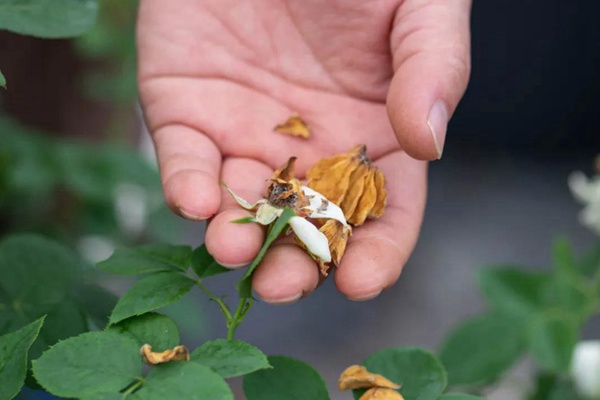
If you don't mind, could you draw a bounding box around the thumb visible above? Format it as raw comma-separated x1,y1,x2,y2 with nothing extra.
387,0,471,160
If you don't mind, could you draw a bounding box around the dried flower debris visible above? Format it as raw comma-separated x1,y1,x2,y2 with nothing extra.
338,365,403,400
307,145,386,226
140,344,190,365
274,113,310,139
224,144,386,275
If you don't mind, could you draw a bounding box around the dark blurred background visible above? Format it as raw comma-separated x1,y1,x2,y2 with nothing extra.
1,1,600,399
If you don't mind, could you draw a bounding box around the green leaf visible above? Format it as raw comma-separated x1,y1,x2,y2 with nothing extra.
0,317,44,400
191,245,230,279
553,238,576,278
131,362,233,400
244,356,330,400
72,284,118,329
32,331,141,398
528,372,583,400
109,312,179,351
109,271,194,325
438,395,486,400
576,245,600,280
0,234,80,306
0,0,99,38
528,314,578,373
440,312,525,387
237,208,296,297
191,339,270,378
0,70,5,89
356,347,446,400
478,266,551,318
98,244,192,275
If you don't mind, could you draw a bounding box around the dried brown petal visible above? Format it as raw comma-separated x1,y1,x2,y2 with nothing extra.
319,219,352,268
307,145,387,226
272,157,297,182
274,114,310,138
338,365,401,391
369,169,387,218
360,388,405,400
140,344,190,365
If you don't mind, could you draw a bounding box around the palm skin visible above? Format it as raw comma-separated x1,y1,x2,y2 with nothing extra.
137,0,471,302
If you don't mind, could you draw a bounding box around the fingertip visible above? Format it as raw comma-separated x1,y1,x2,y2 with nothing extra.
164,169,221,219
205,209,264,267
335,237,405,301
252,244,319,305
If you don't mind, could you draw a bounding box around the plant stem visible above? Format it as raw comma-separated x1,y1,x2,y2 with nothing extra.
123,377,145,396
227,297,253,340
191,276,233,322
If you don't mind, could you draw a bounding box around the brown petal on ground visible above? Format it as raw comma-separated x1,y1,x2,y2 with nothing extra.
140,344,190,365
274,114,311,138
338,365,401,391
360,388,405,400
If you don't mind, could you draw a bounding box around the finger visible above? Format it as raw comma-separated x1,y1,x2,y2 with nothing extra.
387,0,471,160
335,151,427,300
252,242,320,305
152,124,222,220
204,158,271,267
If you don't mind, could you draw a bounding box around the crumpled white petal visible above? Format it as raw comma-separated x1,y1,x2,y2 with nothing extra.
301,186,347,226
255,204,282,225
288,216,331,263
570,340,600,398
222,183,265,210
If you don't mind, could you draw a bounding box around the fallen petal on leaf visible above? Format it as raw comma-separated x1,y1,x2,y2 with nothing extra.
140,344,190,365
360,388,405,400
338,365,401,391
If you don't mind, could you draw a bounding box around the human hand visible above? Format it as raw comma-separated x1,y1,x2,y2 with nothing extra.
137,0,471,303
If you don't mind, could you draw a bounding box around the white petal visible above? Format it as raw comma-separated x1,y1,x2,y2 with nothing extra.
288,216,331,262
571,340,600,398
255,204,281,225
569,172,600,204
301,186,347,226
222,182,263,210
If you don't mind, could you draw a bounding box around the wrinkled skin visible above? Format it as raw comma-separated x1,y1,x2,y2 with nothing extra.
137,0,471,303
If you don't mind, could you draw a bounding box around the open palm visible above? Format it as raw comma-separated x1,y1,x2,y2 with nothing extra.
137,0,471,302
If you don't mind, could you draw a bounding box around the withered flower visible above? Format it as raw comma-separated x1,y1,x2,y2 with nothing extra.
140,344,190,365
307,145,387,226
339,365,403,400
274,113,310,139
338,365,400,391
223,158,348,266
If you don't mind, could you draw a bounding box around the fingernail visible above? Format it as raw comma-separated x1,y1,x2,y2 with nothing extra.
427,100,449,159
263,292,303,305
179,208,208,221
348,289,382,302
215,259,249,269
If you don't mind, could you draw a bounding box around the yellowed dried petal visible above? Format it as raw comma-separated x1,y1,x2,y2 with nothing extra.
140,344,190,365
274,114,310,138
308,157,357,205
338,365,401,391
369,169,387,218
272,157,297,181
319,219,351,267
360,388,405,400
340,163,368,220
349,168,378,225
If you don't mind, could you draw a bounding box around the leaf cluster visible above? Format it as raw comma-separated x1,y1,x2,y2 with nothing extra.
439,238,600,399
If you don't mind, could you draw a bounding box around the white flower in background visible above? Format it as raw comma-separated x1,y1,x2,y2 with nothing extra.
570,340,600,398
568,172,600,236
114,183,148,237
223,183,348,264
